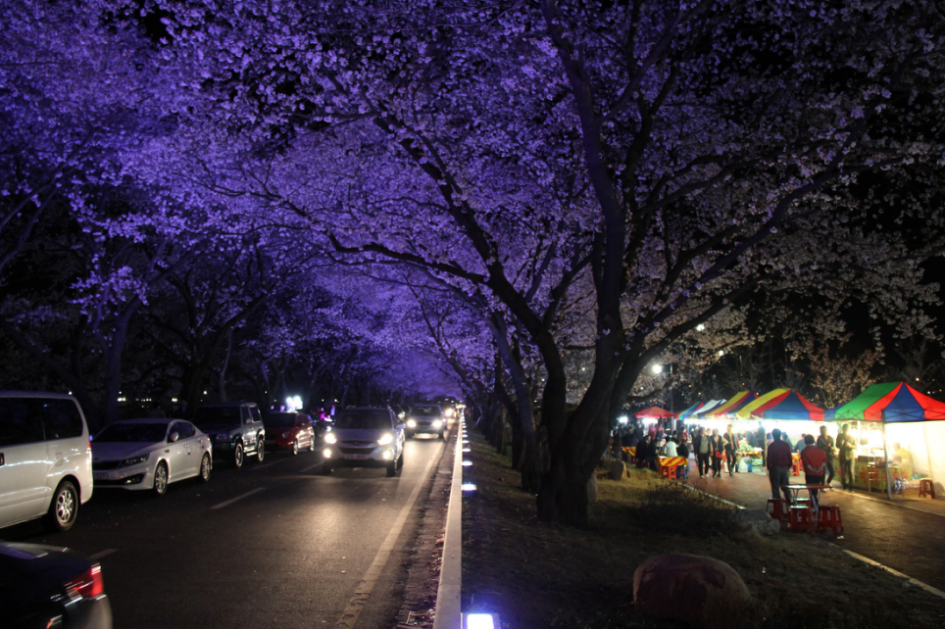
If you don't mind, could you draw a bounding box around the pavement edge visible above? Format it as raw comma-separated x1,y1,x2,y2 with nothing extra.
433,418,463,629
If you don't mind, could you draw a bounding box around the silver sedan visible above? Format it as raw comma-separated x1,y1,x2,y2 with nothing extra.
91,418,212,495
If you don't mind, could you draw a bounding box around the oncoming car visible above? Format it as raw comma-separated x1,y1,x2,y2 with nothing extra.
91,419,212,496
404,404,446,439
321,408,405,477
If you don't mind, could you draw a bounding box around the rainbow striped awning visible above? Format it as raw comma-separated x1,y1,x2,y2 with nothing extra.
705,391,756,419
736,388,824,421
825,382,945,423
676,401,704,420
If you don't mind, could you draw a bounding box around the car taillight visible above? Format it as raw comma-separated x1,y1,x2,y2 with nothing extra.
65,564,104,599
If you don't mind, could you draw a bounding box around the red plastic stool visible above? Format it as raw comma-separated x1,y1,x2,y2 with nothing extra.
817,505,844,534
787,506,812,532
766,498,788,521
919,479,936,499
660,465,678,480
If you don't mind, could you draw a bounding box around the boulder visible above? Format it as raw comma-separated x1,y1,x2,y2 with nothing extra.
731,508,780,536
587,472,598,503
633,553,751,628
608,460,626,481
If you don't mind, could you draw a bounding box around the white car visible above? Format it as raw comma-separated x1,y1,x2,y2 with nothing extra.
321,408,405,476
91,419,212,495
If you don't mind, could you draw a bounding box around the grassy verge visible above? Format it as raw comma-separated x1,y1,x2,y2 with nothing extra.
461,432,945,629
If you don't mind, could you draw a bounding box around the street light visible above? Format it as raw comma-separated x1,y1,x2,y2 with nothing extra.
651,364,663,375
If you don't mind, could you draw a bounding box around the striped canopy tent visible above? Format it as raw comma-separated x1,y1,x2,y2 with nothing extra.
736,388,825,421
689,399,726,419
685,398,731,428
676,401,704,421
705,391,757,420
634,406,675,420
825,382,945,499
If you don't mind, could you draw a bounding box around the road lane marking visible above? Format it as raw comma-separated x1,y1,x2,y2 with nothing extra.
210,487,265,510
843,550,945,600
88,549,118,561
301,462,323,472
335,445,442,629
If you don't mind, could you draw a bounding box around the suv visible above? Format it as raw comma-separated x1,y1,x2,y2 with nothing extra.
322,407,405,476
0,392,94,531
192,402,265,468
404,404,446,439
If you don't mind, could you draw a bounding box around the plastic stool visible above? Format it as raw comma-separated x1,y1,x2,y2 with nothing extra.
817,505,844,534
677,464,689,480
787,506,812,532
660,465,678,480
766,498,788,521
919,479,936,499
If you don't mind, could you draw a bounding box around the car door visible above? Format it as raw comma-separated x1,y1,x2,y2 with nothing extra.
248,406,264,451
175,421,199,477
0,398,50,526
166,421,190,482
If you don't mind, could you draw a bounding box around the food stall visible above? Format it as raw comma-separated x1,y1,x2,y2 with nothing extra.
825,382,945,499
735,388,827,476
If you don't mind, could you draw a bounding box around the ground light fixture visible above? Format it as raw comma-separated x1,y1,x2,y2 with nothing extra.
461,483,477,491
462,460,472,466
464,612,501,629
462,448,471,453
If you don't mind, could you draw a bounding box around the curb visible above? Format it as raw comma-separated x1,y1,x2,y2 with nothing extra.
433,418,463,629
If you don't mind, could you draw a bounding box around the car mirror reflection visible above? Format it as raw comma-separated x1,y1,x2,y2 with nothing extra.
168,432,179,443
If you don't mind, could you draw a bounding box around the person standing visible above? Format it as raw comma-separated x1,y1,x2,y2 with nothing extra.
767,428,794,504
755,423,767,466
800,434,827,510
677,438,690,478
837,424,857,490
693,427,711,478
816,425,837,486
662,436,678,457
709,429,724,478
723,425,739,475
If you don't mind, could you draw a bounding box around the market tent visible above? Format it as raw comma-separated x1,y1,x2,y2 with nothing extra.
825,382,945,498
705,391,757,420
634,406,675,419
736,388,825,421
676,401,704,421
690,399,726,419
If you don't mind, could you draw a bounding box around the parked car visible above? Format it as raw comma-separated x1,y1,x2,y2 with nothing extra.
0,541,112,629
0,392,93,532
321,408,405,476
404,404,446,439
263,412,316,455
91,419,212,496
191,402,265,468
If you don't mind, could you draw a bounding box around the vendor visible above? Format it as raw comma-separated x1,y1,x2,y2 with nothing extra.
892,442,912,464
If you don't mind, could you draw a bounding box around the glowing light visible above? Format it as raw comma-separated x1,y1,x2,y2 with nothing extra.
718,350,725,356
463,448,471,453
462,460,473,466
696,323,706,332
461,483,477,491
286,395,303,412
465,613,498,629
322,449,332,458
617,415,629,425
651,364,663,375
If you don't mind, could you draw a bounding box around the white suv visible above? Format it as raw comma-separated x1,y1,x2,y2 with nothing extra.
0,392,94,531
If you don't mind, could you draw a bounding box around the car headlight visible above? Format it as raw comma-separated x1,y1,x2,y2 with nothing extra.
324,433,337,444
432,420,443,428
120,454,149,467
445,408,455,417
377,433,394,446
406,419,417,428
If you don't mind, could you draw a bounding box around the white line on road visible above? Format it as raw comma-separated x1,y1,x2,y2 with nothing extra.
301,462,323,472
335,446,442,629
88,548,118,561
843,549,945,600
210,487,265,510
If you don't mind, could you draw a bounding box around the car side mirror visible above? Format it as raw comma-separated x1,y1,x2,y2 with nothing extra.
168,432,180,443
396,423,406,431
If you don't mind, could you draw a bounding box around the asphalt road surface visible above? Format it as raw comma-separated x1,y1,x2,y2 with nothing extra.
1,433,451,629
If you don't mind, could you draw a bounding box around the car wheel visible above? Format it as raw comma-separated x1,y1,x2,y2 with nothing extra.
199,454,212,482
256,438,265,462
44,480,79,532
386,460,397,477
232,442,244,468
439,430,445,440
291,440,299,456
153,462,169,496
321,462,332,475
309,436,317,452
397,452,404,471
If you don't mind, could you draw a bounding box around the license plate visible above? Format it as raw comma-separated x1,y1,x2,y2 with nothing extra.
93,472,108,481
345,453,370,460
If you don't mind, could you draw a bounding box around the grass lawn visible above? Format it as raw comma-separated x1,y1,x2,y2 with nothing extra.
461,432,945,629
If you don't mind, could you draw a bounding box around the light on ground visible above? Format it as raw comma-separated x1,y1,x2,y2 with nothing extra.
462,483,477,491
462,460,472,466
463,448,471,453
465,613,498,629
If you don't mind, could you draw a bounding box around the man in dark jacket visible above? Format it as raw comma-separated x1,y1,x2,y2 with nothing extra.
767,428,794,503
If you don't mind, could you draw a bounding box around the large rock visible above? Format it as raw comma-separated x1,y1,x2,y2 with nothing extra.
608,460,626,481
633,554,751,628
731,508,780,536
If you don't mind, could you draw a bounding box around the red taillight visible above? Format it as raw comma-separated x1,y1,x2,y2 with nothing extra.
65,564,104,599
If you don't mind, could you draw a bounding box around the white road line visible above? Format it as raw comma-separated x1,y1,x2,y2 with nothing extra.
840,489,945,518
210,487,265,510
301,462,323,472
335,446,442,629
843,550,945,600
88,548,118,561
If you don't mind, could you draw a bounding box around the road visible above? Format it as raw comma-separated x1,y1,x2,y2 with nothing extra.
1,433,451,629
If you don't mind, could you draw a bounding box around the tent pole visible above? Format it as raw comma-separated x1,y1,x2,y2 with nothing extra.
883,423,893,500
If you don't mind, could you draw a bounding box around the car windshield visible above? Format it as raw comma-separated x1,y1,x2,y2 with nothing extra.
95,423,167,443
334,411,392,430
193,407,242,430
410,406,440,416
264,413,296,428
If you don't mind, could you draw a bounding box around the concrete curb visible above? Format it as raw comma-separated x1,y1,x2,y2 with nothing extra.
433,418,463,629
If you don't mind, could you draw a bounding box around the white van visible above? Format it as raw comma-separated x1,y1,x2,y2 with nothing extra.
0,392,94,531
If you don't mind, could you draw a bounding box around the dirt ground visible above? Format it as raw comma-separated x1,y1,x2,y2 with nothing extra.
461,435,945,629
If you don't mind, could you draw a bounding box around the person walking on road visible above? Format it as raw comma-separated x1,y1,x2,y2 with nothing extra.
693,427,711,478
837,423,858,490
756,423,767,466
708,429,724,478
767,428,794,504
723,425,739,475
800,434,827,511
816,425,837,486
